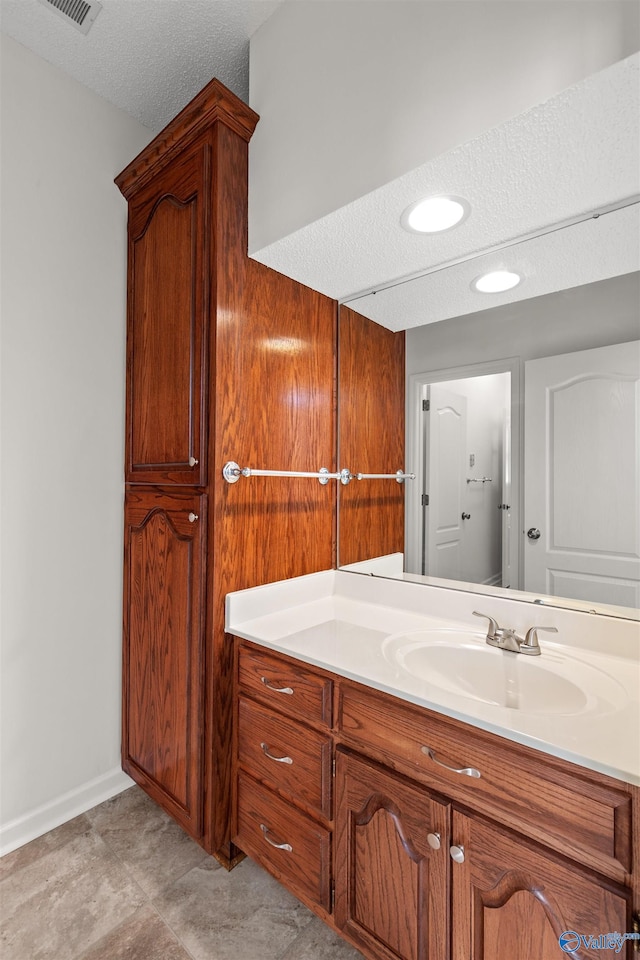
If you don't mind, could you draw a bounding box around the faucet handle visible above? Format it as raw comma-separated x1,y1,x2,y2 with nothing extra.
472,611,500,639
522,625,558,653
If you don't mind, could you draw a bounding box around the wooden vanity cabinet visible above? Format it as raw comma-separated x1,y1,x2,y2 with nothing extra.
232,638,638,960
233,642,334,913
337,680,632,883
117,78,337,861
116,82,260,854
124,138,209,487
334,750,450,960
451,810,631,960
123,488,206,834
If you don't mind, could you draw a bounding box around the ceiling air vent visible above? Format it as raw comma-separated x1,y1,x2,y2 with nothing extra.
36,0,102,35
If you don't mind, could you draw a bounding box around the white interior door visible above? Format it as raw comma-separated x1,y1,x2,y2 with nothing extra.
524,341,640,609
427,385,468,579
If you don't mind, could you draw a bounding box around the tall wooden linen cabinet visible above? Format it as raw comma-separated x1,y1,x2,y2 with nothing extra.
115,80,336,864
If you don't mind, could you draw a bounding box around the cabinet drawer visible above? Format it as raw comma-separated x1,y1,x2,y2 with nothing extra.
338,681,632,879
238,697,332,819
235,772,331,911
237,642,333,728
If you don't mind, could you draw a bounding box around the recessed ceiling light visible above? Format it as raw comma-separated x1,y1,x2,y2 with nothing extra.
472,270,522,293
401,195,470,234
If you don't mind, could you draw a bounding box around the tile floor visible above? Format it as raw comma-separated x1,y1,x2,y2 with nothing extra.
0,786,364,960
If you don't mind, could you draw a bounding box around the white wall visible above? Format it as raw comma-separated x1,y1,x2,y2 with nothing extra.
0,35,152,852
249,0,639,253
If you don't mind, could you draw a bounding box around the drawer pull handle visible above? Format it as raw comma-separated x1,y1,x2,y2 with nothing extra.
450,844,465,864
421,746,481,779
261,742,293,765
261,677,294,695
260,823,293,852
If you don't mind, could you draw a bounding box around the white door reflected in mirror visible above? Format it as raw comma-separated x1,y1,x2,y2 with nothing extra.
524,341,640,609
409,372,511,589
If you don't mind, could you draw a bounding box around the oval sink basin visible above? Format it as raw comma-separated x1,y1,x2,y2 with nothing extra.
381,630,624,716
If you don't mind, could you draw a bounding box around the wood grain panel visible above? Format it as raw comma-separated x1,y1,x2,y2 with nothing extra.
235,771,332,910
206,119,337,858
238,641,333,728
339,305,405,566
451,810,631,960
123,488,205,836
337,679,632,882
237,696,333,819
216,258,337,588
126,141,209,485
335,750,450,960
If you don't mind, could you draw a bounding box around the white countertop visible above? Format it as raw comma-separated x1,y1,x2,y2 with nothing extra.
226,570,640,786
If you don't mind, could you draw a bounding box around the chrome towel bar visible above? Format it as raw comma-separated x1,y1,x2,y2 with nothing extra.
353,471,415,483
222,462,415,485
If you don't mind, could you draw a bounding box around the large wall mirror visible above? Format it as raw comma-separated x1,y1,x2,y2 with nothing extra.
337,214,640,621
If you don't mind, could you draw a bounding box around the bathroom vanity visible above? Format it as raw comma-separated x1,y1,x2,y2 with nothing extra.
227,570,640,960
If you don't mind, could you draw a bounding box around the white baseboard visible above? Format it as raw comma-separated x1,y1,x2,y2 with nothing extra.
0,767,135,857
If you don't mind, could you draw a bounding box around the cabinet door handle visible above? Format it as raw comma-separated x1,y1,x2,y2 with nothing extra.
260,677,294,695
188,512,199,523
260,742,293,765
189,457,199,467
427,832,441,850
260,823,292,852
450,844,465,864
421,746,481,779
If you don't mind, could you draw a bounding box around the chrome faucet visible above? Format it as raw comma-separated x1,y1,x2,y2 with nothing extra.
472,612,557,656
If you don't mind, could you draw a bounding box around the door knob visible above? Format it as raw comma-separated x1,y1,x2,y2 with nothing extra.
461,512,471,520
450,845,465,863
188,457,199,467
527,527,541,540
427,833,441,850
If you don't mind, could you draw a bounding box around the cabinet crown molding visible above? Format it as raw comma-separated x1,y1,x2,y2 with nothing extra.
115,77,259,199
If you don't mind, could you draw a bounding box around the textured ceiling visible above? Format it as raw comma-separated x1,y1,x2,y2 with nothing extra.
0,0,281,130
2,2,638,329
252,53,640,328
348,205,639,331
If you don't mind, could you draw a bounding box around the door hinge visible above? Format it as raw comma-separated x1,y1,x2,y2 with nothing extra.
422,494,429,506
423,398,430,412
633,914,640,952
332,755,336,778
330,881,335,913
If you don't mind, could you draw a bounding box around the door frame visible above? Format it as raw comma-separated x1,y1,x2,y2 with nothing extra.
406,357,522,590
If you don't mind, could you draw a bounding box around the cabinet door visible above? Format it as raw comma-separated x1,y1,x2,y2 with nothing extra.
125,140,209,485
123,489,206,837
335,751,450,960
451,811,632,960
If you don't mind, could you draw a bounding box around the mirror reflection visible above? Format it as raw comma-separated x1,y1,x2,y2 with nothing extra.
407,369,512,587
338,254,640,620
